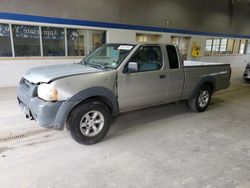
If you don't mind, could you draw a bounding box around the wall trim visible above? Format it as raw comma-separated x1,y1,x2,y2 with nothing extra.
0,12,250,39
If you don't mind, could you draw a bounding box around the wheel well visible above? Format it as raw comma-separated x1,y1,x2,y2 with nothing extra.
70,96,114,115
202,82,215,93
87,96,113,113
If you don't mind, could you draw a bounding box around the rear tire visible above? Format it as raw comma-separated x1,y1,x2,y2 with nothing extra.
66,100,111,145
188,85,212,112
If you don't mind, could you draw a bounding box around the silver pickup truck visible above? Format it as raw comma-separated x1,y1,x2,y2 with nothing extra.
17,43,231,145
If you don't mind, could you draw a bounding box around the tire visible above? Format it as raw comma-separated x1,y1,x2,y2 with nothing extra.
188,85,212,112
66,100,111,145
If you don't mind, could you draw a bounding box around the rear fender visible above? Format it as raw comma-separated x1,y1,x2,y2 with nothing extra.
190,76,216,99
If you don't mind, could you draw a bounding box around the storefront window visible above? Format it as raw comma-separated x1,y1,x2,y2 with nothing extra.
67,29,86,56
0,24,12,57
88,30,106,53
42,27,65,56
12,25,41,56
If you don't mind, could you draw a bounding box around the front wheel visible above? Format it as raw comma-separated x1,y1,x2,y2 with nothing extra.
66,101,111,145
188,85,212,112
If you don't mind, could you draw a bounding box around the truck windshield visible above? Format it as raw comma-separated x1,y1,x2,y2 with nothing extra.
82,44,135,69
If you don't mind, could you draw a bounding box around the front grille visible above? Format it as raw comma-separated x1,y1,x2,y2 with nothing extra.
19,78,38,97
20,78,30,89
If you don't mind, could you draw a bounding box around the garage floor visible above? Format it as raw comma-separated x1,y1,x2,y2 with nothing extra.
0,67,250,188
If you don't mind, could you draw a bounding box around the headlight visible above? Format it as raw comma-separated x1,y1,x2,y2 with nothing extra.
37,84,59,101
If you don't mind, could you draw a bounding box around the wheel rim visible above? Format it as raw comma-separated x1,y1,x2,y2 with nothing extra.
198,90,210,108
79,110,105,137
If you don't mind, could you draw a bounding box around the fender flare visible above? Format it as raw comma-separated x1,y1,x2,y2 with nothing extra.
190,76,216,99
53,87,119,129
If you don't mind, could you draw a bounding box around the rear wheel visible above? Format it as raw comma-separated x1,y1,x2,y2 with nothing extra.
188,85,212,112
66,101,111,145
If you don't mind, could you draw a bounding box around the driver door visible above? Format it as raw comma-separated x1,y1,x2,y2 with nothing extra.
117,45,169,111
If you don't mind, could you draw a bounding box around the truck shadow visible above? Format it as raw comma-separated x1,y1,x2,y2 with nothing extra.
107,83,250,141
107,101,191,139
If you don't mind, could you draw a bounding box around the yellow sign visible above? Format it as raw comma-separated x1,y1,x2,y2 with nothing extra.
191,43,201,57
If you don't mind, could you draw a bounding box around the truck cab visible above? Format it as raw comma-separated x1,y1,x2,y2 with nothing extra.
117,44,185,111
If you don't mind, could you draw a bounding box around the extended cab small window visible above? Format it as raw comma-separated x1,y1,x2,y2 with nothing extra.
130,46,162,72
166,45,179,69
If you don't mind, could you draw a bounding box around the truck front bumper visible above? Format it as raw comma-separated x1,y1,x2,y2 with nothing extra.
17,85,64,129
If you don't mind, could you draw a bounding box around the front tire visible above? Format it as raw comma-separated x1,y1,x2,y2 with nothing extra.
66,101,111,145
188,85,212,112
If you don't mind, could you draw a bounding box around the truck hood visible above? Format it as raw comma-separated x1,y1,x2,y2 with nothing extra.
23,63,102,84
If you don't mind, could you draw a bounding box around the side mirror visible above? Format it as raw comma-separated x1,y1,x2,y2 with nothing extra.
127,62,138,73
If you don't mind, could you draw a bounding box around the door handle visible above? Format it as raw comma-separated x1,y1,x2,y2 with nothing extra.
159,74,166,79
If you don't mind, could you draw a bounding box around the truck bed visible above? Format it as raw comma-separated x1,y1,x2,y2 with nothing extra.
182,60,231,99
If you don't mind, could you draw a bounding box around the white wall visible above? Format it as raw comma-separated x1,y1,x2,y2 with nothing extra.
107,29,136,43
0,58,81,87
107,29,171,43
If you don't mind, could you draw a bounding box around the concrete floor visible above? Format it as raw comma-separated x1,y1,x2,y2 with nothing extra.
0,67,250,188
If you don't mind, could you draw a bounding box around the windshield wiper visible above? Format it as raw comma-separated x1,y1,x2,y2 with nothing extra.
82,60,115,70
89,63,106,69
85,62,110,70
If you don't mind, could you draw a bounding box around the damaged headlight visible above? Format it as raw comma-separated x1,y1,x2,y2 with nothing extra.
38,84,59,101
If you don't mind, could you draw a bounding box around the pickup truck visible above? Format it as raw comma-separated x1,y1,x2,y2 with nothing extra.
17,43,231,145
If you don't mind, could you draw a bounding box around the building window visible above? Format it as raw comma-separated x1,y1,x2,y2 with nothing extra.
205,38,247,55
67,29,86,56
226,39,234,54
136,33,161,43
0,24,12,57
88,30,106,53
42,27,65,56
205,39,213,54
219,38,227,54
212,39,220,54
12,25,41,57
246,41,250,54
233,40,240,54
171,36,191,60
239,40,246,54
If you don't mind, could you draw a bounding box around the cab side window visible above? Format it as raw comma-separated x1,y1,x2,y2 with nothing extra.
166,45,179,69
130,46,162,72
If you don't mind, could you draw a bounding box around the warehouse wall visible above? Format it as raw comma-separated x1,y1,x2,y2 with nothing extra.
0,0,249,35
0,27,248,87
0,0,249,87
